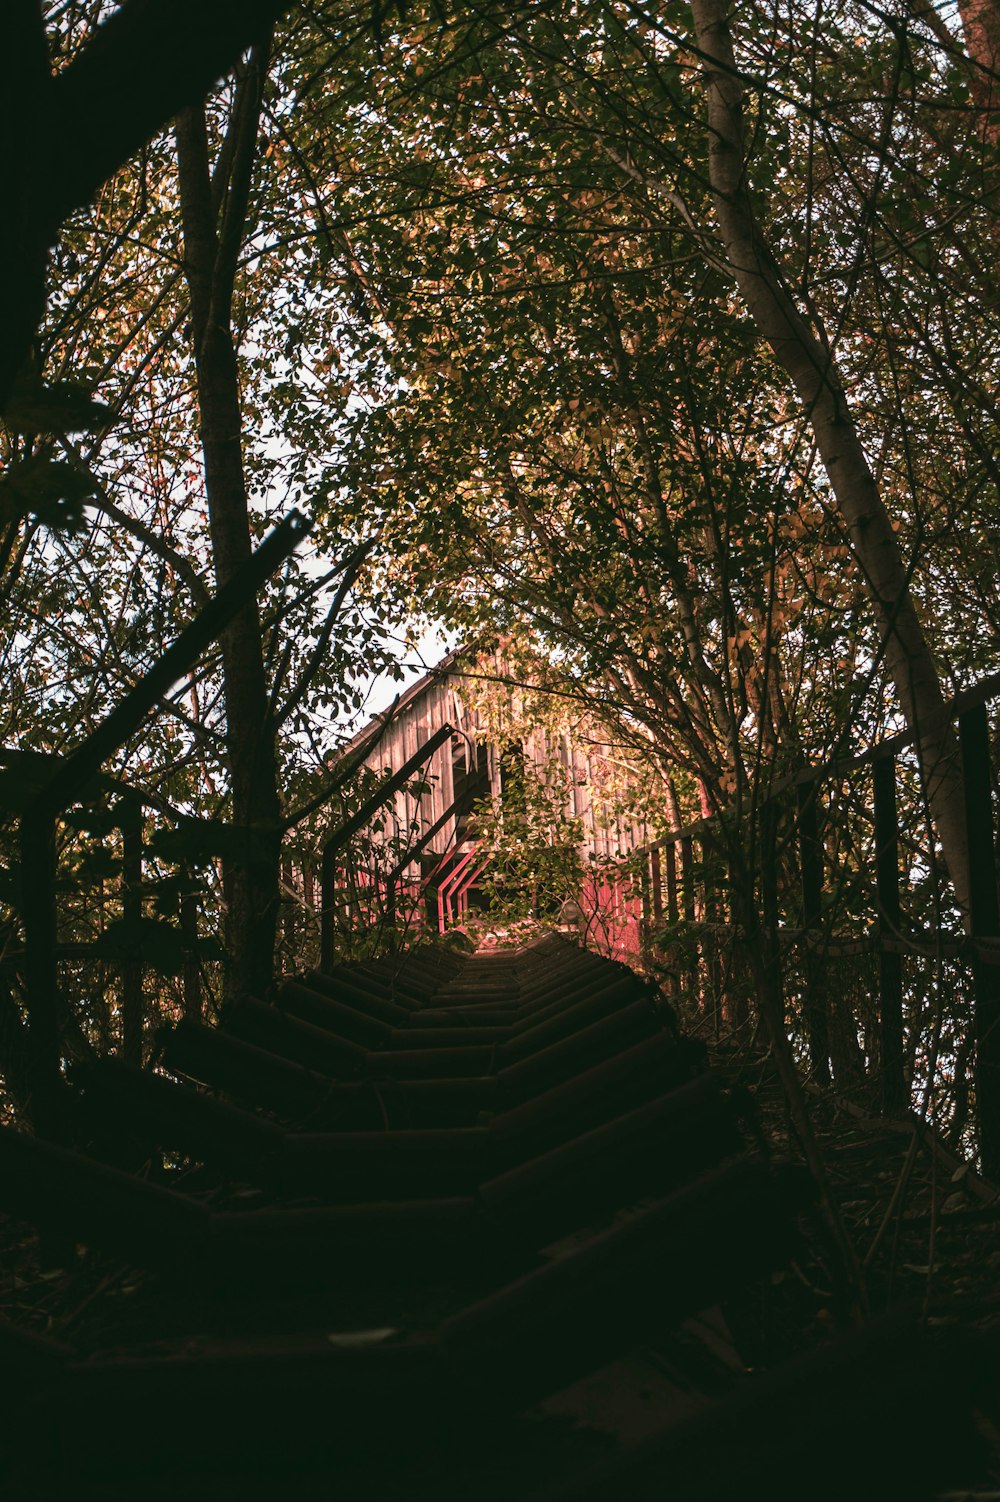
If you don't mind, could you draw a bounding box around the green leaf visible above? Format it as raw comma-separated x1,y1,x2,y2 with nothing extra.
0,755,61,815
0,456,96,533
92,916,187,976
62,806,122,837
148,818,278,868
71,848,122,882
3,377,113,436
146,872,207,917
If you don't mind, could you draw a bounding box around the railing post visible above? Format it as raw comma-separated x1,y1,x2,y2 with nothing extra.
760,799,784,1031
701,842,723,1033
666,841,679,923
420,852,439,928
873,753,906,1113
796,778,831,1086
318,721,453,957
650,846,663,922
959,703,1000,1175
639,853,653,960
17,513,309,1106
120,799,143,1066
320,844,336,971
680,836,694,921
20,810,62,1137
180,881,202,1023
385,867,398,930
680,835,699,1004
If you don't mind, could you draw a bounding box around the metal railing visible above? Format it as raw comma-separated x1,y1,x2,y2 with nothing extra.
580,681,1000,1172
311,725,497,963
317,722,455,967
9,510,310,1136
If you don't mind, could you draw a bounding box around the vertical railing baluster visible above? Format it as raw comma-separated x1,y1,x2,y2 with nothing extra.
650,846,663,922
666,841,679,923
320,844,336,971
959,703,1000,1175
180,878,202,1023
680,836,695,921
20,810,61,1137
701,840,722,1033
873,753,905,1112
638,853,652,961
15,516,307,1127
680,835,698,1004
385,862,398,931
660,841,678,997
726,849,750,1030
121,798,143,1066
797,777,831,1085
760,798,784,1032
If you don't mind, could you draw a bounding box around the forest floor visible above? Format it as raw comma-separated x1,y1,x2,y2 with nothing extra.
700,1025,1000,1498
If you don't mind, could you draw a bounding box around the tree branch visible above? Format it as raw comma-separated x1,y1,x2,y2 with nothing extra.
45,0,294,230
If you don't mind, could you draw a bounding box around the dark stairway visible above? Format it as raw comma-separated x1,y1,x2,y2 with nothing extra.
0,935,987,1498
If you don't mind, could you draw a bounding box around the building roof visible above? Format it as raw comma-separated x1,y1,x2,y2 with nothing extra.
338,646,467,760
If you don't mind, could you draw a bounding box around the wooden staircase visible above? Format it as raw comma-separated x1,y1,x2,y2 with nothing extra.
0,936,988,1498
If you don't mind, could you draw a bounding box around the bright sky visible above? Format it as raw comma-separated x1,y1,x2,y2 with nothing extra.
354,621,457,723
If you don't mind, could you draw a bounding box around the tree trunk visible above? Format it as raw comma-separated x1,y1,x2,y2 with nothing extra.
175,54,281,997
957,0,1000,132
688,0,971,917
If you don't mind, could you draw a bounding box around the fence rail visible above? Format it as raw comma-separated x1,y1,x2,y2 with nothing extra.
578,686,1000,1173
6,511,309,1138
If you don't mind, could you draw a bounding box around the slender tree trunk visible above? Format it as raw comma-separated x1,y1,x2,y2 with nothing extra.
175,50,281,996
688,0,971,916
957,0,1000,134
